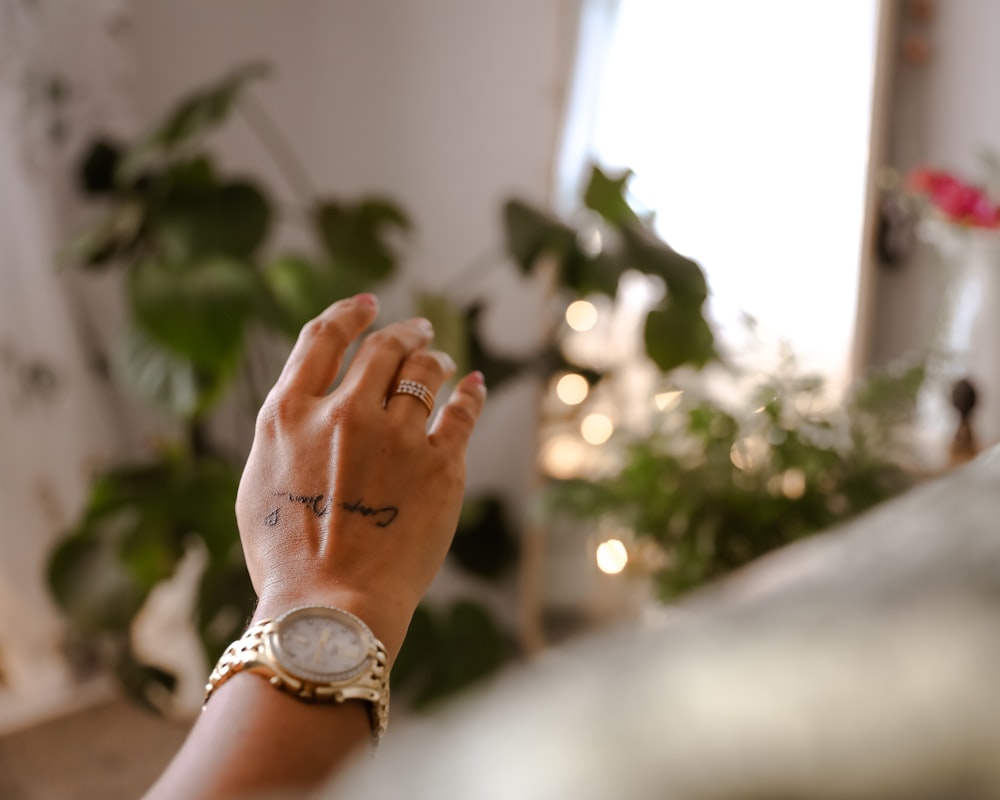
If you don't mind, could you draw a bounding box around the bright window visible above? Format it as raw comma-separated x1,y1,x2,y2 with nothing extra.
586,0,880,391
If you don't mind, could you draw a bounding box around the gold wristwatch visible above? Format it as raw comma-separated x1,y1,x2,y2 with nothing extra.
204,605,390,741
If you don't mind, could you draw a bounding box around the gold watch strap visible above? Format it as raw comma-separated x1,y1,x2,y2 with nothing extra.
204,617,390,741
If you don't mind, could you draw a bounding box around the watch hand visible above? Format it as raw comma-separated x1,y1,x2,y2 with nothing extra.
311,627,332,665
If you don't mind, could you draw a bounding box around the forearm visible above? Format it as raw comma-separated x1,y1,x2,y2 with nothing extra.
145,591,411,800
143,670,371,800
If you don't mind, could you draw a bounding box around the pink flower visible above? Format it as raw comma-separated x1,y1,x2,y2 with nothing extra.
906,167,1000,228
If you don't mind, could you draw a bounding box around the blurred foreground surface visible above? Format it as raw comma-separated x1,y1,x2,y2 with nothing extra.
334,446,1000,800
0,698,186,800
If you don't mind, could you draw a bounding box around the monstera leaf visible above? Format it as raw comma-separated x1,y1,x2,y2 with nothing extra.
259,254,374,336
449,495,520,580
129,256,258,368
118,324,240,418
157,179,271,262
502,200,577,273
391,599,509,710
313,197,410,281
118,62,269,183
48,456,247,708
583,166,644,227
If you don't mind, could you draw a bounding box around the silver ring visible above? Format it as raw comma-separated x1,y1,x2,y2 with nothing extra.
392,379,435,415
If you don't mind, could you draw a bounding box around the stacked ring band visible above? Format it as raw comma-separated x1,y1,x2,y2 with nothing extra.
393,379,435,415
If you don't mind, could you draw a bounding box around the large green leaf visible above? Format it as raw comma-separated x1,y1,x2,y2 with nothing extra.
48,454,246,701
119,62,270,182
48,533,148,633
260,254,371,336
129,256,258,368
196,545,255,659
562,249,624,297
312,197,409,281
158,180,271,261
622,224,708,303
67,200,145,268
582,166,642,227
502,200,576,273
118,323,238,418
449,495,519,580
643,300,716,372
392,599,509,710
176,459,242,559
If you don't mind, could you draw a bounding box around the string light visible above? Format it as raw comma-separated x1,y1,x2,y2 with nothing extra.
596,538,629,574
556,373,589,405
581,413,614,445
541,434,587,479
781,468,806,499
565,300,598,332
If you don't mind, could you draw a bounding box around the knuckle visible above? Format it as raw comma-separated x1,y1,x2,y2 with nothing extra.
407,350,445,375
445,402,477,431
301,317,349,348
366,328,409,357
254,403,281,437
329,394,366,427
255,394,300,435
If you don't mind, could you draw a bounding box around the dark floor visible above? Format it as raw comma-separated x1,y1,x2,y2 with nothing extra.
0,699,189,800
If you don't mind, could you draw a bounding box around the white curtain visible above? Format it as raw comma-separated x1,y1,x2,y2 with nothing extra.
0,0,136,714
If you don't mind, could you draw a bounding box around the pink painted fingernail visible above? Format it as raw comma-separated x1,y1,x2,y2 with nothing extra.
471,371,486,387
356,293,378,308
416,317,434,335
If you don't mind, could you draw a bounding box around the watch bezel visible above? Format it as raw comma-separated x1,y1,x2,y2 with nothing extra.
267,605,376,685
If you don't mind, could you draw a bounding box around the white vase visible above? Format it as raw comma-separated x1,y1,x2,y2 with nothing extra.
916,220,1000,464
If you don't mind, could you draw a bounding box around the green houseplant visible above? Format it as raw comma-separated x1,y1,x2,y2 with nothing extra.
47,63,416,705
46,62,718,709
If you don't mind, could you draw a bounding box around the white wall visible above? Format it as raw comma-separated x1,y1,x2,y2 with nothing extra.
130,0,580,501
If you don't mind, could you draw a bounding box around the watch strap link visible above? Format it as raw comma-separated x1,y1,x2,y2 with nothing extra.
204,617,390,741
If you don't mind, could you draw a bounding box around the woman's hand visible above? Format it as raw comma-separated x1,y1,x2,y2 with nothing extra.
235,293,486,659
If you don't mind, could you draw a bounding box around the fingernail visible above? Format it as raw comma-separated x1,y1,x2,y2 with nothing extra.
471,370,486,389
356,293,378,309
416,317,434,335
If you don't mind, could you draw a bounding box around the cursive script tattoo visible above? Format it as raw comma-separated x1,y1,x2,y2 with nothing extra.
341,498,398,528
286,493,330,517
264,508,280,527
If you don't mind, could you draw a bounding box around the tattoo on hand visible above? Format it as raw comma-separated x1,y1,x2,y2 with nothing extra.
341,498,398,528
285,493,330,517
264,508,279,527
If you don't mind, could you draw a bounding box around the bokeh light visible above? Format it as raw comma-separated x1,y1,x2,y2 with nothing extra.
781,468,806,499
541,434,588,478
556,373,590,405
596,538,629,574
565,300,598,332
581,413,614,445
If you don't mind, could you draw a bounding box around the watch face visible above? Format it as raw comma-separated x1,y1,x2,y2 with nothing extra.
271,607,372,683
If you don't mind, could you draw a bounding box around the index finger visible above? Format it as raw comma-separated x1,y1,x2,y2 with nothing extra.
274,294,380,397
